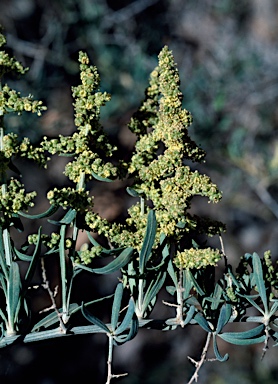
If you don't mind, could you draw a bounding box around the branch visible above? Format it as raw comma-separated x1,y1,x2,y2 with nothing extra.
40,258,67,334
187,332,212,384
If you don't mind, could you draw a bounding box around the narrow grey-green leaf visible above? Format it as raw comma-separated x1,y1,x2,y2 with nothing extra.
7,262,21,326
167,260,178,288
126,187,141,197
92,171,113,182
216,304,232,334
25,227,42,283
113,314,138,345
252,252,268,312
194,313,212,333
142,272,166,315
49,209,77,226
111,283,123,332
213,334,229,362
139,210,157,274
115,298,135,335
76,247,134,274
81,305,110,333
183,305,196,326
218,324,264,342
19,204,58,219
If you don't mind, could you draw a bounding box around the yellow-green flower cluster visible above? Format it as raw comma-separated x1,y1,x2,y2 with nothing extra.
1,133,48,168
0,84,46,116
107,46,224,252
0,29,27,77
28,232,72,250
0,178,36,223
41,51,118,184
173,247,222,270
47,187,92,211
106,204,151,250
85,211,110,235
77,244,103,265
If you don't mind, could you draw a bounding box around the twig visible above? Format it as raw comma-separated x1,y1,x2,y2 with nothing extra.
187,332,212,384
40,258,67,334
253,181,278,220
261,324,270,361
101,0,160,28
219,234,228,268
106,334,128,384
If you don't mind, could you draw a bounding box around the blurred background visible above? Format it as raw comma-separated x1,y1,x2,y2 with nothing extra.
1,0,278,383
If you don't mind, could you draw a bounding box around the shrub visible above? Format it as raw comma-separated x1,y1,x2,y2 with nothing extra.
0,26,277,383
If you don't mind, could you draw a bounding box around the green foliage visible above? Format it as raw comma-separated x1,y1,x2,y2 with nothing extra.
0,27,277,383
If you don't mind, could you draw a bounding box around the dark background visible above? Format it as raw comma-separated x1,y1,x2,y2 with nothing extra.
1,0,278,382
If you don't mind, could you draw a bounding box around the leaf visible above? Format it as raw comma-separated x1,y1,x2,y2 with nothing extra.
92,171,113,182
194,313,212,333
183,305,196,326
251,253,268,312
166,286,176,296
32,296,114,332
216,304,232,334
111,284,123,332
8,160,21,175
10,215,24,232
76,247,134,274
126,187,142,197
186,270,205,296
86,231,103,247
142,271,166,315
86,232,124,254
213,334,229,362
14,248,33,262
139,210,157,274
49,209,77,225
115,298,135,335
31,304,79,332
113,312,138,345
167,260,178,288
24,227,42,284
19,204,58,219
81,305,110,333
218,324,265,344
7,262,21,327
211,283,224,311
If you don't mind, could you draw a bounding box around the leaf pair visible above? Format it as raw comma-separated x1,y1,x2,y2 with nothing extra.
82,283,138,346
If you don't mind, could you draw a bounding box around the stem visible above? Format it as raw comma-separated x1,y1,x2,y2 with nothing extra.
41,258,67,333
187,332,212,384
59,225,68,323
140,197,145,215
137,278,144,318
106,334,114,384
106,334,128,384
